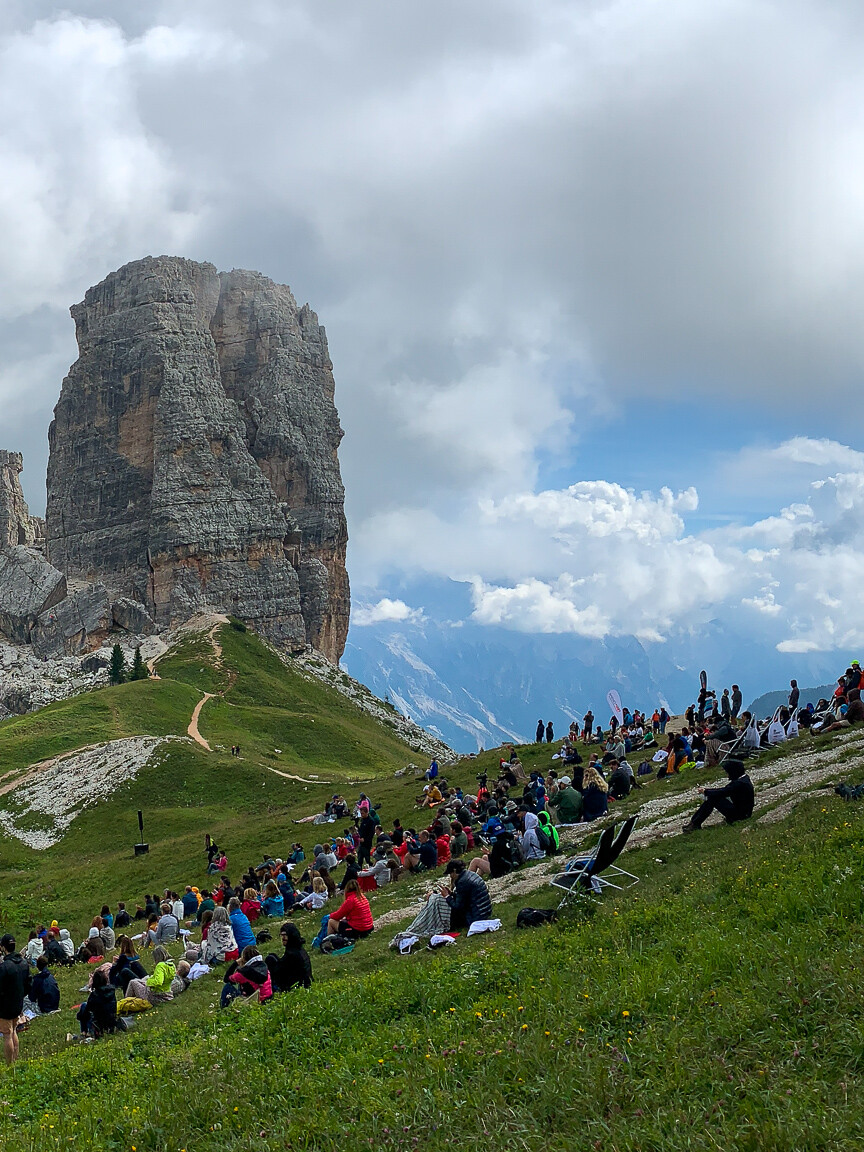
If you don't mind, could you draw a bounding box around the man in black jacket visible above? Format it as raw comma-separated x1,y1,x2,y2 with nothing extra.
442,859,493,927
0,934,30,1065
682,759,754,833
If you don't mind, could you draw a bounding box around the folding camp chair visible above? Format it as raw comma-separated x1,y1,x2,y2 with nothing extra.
550,817,640,908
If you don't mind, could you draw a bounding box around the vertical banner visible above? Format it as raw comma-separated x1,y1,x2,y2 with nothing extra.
607,688,624,725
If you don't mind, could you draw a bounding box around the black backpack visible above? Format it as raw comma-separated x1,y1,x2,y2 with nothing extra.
516,908,558,929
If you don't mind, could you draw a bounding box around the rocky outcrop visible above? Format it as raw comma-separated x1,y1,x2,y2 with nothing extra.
112,597,157,636
0,451,44,548
45,256,349,660
0,547,67,644
30,582,113,658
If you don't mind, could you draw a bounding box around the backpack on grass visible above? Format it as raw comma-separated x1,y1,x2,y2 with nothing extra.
516,908,558,929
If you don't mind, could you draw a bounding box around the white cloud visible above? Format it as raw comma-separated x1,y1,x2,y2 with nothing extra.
352,598,424,627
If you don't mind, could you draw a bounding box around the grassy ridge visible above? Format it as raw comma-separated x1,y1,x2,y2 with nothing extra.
1,796,863,1151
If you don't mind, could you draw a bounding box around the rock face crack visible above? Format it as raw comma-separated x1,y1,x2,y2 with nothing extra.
44,256,350,661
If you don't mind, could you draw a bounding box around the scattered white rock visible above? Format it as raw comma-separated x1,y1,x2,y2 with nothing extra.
0,735,173,849
0,634,167,718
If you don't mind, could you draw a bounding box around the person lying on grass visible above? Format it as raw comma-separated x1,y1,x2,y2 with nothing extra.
682,758,754,834
221,946,272,1007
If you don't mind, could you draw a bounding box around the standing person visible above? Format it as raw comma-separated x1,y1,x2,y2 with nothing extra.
659,707,669,734
789,680,800,711
0,935,30,1065
357,805,376,869
651,710,661,735
730,685,742,720
721,690,732,719
582,710,594,742
545,721,554,744
535,719,545,743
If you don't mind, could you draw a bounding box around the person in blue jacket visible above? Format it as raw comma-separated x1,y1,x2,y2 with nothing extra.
227,896,257,950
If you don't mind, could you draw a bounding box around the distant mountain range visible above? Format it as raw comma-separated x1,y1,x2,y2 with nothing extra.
343,597,849,752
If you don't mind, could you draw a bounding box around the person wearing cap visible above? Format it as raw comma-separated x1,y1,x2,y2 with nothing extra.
682,759,754,833
0,935,30,1064
548,777,583,825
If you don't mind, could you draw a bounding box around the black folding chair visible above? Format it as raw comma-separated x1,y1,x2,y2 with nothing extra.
550,817,640,908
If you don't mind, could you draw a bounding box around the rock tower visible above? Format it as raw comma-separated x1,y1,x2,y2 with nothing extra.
45,256,350,661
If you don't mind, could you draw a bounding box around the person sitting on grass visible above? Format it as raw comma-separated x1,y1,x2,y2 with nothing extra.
200,906,239,964
241,888,262,923
114,902,132,929
153,903,179,946
581,766,609,821
326,879,374,941
24,955,60,1016
265,922,313,993
519,811,546,862
821,688,864,733
208,850,228,875
295,877,330,911
171,960,192,997
606,758,633,799
359,848,394,889
108,936,148,994
227,897,257,952
220,945,272,1007
441,859,493,929
75,968,117,1038
260,880,285,919
338,853,361,891
124,946,176,1005
77,928,106,963
548,776,583,824
400,830,430,872
682,758,755,834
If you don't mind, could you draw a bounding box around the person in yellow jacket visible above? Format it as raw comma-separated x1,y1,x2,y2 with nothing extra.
123,947,176,1005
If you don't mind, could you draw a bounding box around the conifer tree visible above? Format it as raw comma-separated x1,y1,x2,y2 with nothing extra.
109,643,126,685
131,646,147,681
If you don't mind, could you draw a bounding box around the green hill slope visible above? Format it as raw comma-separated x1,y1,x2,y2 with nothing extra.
3,624,864,1150
1,761,863,1151
0,620,436,928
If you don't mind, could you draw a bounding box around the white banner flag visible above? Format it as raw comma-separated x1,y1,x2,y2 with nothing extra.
607,689,624,725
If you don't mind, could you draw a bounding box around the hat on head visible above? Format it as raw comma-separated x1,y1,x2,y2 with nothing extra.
51,920,59,929
559,776,571,786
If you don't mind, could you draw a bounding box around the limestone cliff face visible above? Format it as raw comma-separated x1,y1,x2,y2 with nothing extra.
46,256,350,659
0,451,43,548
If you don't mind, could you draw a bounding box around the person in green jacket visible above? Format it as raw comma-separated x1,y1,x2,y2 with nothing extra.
537,810,560,852
549,777,583,825
124,947,176,1005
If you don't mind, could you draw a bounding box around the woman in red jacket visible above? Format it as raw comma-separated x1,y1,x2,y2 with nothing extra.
326,879,374,941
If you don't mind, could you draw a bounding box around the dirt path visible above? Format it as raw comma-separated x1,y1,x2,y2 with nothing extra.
0,741,108,799
185,619,236,752
188,693,216,750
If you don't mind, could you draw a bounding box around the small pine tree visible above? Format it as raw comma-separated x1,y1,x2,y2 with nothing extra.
131,646,147,681
109,643,126,685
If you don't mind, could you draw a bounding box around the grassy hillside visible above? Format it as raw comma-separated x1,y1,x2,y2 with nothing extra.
3,623,864,1149
0,622,431,930
0,777,863,1151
